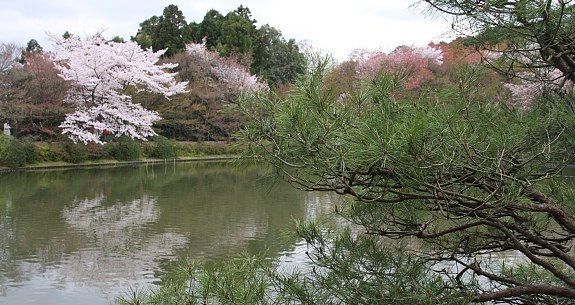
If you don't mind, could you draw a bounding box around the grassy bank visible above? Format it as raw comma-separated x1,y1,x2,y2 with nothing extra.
0,135,246,171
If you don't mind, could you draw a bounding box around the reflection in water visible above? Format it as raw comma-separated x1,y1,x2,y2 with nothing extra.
64,193,160,232
59,193,188,290
0,161,334,305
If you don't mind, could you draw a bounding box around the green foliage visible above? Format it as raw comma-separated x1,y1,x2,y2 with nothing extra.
0,135,27,168
217,8,256,58
133,4,188,56
147,136,176,159
252,25,306,87
24,39,43,55
195,9,224,49
236,59,575,303
135,5,305,89
84,143,109,160
0,140,243,166
115,221,461,305
425,0,575,83
21,139,40,164
107,137,142,161
36,143,65,162
277,222,466,305
116,254,272,305
177,142,244,157
62,142,89,164
0,137,42,166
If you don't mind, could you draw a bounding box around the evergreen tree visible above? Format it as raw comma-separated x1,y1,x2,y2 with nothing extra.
217,6,257,58
423,0,575,83
133,5,188,57
25,39,43,54
252,25,305,87
197,9,224,50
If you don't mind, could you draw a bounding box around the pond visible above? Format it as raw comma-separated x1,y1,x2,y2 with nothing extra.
0,161,337,305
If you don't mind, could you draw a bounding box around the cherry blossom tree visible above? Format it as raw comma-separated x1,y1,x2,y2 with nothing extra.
356,45,443,89
186,39,268,93
504,69,575,109
51,33,188,144
427,40,483,67
0,42,22,73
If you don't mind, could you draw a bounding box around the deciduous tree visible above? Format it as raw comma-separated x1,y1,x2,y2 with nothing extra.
187,39,268,93
356,45,443,89
51,33,188,144
0,42,22,73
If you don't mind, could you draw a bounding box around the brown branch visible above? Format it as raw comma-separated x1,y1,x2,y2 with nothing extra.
523,187,575,234
473,284,575,302
453,256,523,287
415,219,491,239
422,0,474,16
485,219,575,289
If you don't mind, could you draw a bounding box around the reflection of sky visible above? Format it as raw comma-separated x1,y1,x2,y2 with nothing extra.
303,192,335,221
0,262,110,305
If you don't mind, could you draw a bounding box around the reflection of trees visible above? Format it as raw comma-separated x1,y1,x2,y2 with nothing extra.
56,193,188,289
64,192,159,235
0,214,18,296
303,192,340,221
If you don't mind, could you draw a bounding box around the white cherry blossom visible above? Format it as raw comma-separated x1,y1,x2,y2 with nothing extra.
186,39,269,93
51,33,188,144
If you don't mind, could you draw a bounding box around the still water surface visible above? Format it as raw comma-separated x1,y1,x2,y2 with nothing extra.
0,161,336,304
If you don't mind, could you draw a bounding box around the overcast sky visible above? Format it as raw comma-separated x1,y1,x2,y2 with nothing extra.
0,0,454,61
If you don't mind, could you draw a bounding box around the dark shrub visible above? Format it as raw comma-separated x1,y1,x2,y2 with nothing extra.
22,140,40,164
0,135,27,168
85,143,108,160
63,142,89,164
149,136,176,159
107,137,141,161
36,143,67,162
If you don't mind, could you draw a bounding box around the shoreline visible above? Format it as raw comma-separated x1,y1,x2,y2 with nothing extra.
0,156,244,172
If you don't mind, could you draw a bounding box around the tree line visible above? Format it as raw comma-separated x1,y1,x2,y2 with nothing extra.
0,4,305,142
132,4,305,88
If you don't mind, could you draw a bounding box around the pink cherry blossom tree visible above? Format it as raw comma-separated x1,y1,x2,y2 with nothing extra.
186,39,269,93
503,69,574,109
356,45,443,89
51,33,188,144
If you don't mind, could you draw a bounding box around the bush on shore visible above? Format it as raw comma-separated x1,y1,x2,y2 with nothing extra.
0,136,242,169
